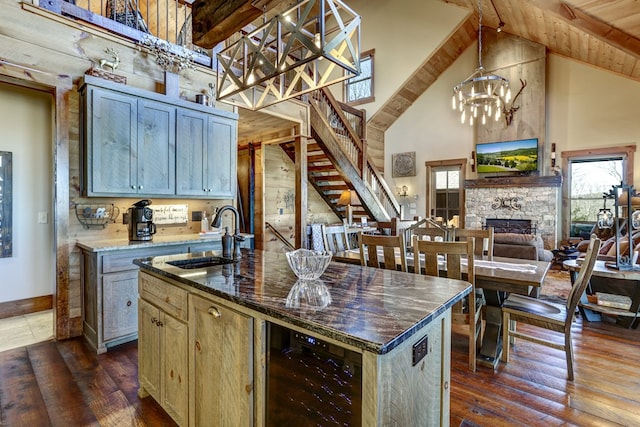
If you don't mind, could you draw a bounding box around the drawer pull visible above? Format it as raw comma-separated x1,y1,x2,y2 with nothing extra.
195,340,201,352
208,307,222,318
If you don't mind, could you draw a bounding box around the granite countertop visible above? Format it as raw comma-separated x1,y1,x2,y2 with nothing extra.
135,249,471,355
76,232,253,252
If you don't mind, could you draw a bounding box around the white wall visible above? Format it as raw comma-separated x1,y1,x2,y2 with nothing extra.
346,0,469,118
547,54,640,187
0,83,54,303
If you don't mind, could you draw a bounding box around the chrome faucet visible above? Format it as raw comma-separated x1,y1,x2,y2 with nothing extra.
211,205,244,259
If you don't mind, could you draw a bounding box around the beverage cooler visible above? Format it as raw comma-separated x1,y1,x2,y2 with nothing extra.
265,322,363,426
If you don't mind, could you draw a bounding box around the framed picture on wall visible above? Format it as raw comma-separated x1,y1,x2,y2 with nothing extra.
0,151,12,258
392,151,416,178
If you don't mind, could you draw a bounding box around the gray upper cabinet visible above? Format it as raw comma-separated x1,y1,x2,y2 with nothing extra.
176,110,237,198
80,75,237,198
85,87,138,195
137,99,175,195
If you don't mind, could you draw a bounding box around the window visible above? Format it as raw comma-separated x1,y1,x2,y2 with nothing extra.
344,50,374,105
569,158,623,238
562,145,635,240
426,159,467,227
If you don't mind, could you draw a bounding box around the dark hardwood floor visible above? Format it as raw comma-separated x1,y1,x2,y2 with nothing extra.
1,318,639,426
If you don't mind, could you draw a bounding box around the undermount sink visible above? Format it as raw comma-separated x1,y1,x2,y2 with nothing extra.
166,256,234,269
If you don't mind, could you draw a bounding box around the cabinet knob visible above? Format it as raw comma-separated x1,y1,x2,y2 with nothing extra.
151,317,157,324
208,306,222,318
131,185,136,189
139,185,143,190
126,300,132,307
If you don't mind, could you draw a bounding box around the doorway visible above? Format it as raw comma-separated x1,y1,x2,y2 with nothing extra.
0,82,55,342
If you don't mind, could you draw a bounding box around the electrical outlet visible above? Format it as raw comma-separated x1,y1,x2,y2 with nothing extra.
37,211,48,224
412,335,429,366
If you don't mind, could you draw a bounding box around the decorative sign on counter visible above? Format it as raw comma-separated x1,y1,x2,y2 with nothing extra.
150,204,189,224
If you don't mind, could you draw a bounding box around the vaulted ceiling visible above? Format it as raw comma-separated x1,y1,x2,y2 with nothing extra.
193,0,640,140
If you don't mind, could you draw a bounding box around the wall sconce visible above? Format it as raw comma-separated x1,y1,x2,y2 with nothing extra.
397,185,408,198
471,151,476,172
551,143,556,168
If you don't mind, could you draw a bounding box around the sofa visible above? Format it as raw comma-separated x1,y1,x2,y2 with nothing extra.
493,232,554,262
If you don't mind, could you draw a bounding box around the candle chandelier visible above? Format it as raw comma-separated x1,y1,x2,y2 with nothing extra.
452,0,511,126
216,0,361,110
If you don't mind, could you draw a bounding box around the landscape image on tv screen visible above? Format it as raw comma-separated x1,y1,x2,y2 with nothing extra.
476,138,538,174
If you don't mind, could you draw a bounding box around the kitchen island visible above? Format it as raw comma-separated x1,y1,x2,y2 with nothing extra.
134,249,471,427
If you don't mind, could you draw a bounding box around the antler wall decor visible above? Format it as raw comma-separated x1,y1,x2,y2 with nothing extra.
502,79,527,126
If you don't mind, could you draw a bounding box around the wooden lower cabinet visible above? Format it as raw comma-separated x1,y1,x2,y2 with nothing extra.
138,272,253,427
138,276,189,426
189,294,253,427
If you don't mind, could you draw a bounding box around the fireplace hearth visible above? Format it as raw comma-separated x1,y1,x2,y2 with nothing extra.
485,218,535,234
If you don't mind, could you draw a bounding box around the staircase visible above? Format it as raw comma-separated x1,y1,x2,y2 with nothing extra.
280,87,400,224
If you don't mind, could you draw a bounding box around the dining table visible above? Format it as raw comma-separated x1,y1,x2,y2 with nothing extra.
564,259,640,328
332,249,551,368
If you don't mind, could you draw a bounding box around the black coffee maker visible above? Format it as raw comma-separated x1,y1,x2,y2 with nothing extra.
126,199,156,242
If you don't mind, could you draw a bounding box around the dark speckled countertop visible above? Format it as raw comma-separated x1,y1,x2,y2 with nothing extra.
134,249,471,355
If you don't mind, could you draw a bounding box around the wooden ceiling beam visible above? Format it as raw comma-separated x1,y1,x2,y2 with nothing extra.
191,0,296,49
192,0,261,48
527,0,640,59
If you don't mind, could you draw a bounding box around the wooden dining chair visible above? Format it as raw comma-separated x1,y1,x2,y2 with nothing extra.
359,233,408,272
501,235,601,380
412,237,482,371
321,224,349,253
455,227,494,259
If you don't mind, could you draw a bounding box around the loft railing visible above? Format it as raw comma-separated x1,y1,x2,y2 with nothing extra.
38,0,213,67
310,87,400,219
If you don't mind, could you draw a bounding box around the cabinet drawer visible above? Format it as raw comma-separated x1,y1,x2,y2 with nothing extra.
102,246,189,274
139,273,188,321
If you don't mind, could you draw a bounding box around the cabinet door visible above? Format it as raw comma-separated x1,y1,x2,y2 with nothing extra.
189,294,253,427
161,312,189,426
138,299,161,400
88,87,137,195
207,115,237,199
138,99,176,195
176,108,208,196
102,270,138,342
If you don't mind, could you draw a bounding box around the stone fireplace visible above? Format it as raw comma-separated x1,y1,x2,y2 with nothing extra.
464,175,562,249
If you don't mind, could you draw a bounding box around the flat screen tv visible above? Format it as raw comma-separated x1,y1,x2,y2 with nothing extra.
476,138,538,175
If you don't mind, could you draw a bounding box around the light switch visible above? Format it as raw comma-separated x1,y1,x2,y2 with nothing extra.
38,211,48,224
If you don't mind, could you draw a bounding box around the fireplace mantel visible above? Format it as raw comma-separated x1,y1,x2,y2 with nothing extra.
464,175,562,189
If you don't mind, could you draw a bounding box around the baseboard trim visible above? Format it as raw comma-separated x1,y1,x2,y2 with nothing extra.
0,295,53,319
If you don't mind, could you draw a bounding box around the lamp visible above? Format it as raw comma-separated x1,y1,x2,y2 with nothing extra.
599,183,640,270
490,0,505,32
451,0,511,126
216,0,361,110
338,190,360,225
